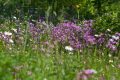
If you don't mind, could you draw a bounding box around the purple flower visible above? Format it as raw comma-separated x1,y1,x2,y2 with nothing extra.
52,20,98,50
83,69,97,75
95,34,105,44
82,20,97,45
29,22,41,37
97,37,105,44
106,42,117,51
38,16,45,22
83,33,96,44
83,20,93,27
115,32,120,37
112,35,119,41
51,21,82,49
106,32,120,51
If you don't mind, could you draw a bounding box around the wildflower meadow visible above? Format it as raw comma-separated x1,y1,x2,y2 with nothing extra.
0,0,120,80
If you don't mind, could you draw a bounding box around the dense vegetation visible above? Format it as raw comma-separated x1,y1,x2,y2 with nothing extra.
0,0,120,80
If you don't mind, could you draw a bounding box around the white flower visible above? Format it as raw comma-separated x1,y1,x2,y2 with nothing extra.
65,46,74,51
13,16,17,19
94,34,99,37
9,39,14,43
107,29,111,32
112,35,119,40
4,32,12,36
109,60,113,63
12,28,17,33
108,54,112,57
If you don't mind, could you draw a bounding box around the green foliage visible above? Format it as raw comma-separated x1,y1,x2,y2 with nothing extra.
0,47,120,80
94,1,120,32
0,0,120,23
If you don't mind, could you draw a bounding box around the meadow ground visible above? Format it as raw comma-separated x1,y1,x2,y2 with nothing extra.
0,47,120,80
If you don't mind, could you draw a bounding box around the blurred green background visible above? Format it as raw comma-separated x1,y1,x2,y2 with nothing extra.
0,0,120,32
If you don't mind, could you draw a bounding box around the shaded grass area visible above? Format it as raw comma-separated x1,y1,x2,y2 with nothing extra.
0,49,120,80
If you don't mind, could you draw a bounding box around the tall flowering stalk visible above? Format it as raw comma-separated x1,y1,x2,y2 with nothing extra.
83,20,96,45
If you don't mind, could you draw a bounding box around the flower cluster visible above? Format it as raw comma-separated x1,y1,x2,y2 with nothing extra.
51,21,82,49
83,20,105,45
0,19,119,52
51,20,97,49
0,31,14,43
29,22,41,38
51,20,120,52
106,32,120,51
29,19,49,38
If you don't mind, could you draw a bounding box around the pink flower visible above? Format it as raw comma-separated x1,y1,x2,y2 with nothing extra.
76,69,97,80
83,69,97,75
